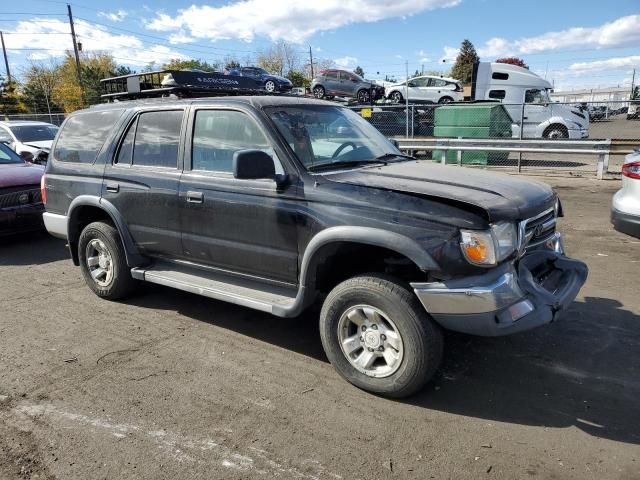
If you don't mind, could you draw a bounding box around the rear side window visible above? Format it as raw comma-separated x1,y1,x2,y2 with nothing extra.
489,90,506,99
131,110,183,168
324,71,338,80
54,109,124,163
431,78,447,87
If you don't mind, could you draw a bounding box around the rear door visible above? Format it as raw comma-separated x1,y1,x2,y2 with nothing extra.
178,106,299,284
323,71,340,95
102,108,186,258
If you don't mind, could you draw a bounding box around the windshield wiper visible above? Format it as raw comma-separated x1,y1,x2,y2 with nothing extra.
307,160,385,172
375,152,415,162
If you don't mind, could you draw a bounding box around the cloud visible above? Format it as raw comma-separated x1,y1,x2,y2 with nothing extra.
477,14,640,58
168,32,196,44
440,46,458,62
335,56,357,68
98,10,128,22
568,55,640,73
145,0,461,43
4,18,186,67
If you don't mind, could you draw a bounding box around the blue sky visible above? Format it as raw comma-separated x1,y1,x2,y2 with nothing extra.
1,0,639,91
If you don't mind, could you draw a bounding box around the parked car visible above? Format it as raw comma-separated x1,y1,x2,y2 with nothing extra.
311,69,385,103
0,121,59,158
42,97,587,397
611,149,640,238
0,141,45,236
385,75,463,104
227,66,293,93
628,101,639,120
587,105,607,121
290,87,307,96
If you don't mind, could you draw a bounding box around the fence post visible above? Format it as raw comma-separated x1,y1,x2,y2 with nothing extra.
518,102,525,173
411,105,414,138
457,136,462,166
441,149,446,165
596,139,611,180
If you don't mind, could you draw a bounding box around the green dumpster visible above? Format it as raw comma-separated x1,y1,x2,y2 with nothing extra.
432,103,512,165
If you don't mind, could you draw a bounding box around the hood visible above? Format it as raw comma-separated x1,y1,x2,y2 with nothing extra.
0,161,45,188
323,161,555,222
552,104,589,129
17,140,53,152
266,74,291,84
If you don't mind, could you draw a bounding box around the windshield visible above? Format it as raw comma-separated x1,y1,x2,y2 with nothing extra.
266,105,402,171
0,142,24,164
10,124,58,143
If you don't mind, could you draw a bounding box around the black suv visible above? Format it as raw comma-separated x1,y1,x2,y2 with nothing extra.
42,96,587,397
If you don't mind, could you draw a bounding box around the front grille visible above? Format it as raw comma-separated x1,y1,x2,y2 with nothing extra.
519,208,557,253
0,188,42,209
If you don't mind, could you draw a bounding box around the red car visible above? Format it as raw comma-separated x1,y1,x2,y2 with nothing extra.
0,142,45,236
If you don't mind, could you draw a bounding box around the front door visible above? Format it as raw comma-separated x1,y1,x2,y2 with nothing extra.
523,89,550,138
102,108,185,258
178,107,299,284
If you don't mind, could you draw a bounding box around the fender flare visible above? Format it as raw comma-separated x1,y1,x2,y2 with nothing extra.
67,195,145,267
299,226,439,289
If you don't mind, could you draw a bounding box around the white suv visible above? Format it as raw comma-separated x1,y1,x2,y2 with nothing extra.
385,75,463,104
611,149,640,238
0,121,59,157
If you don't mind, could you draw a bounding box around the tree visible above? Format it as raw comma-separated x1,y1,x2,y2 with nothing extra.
0,77,27,115
353,66,365,77
257,41,300,76
224,57,241,70
162,58,219,72
450,39,479,85
496,57,528,69
286,70,308,88
21,61,62,114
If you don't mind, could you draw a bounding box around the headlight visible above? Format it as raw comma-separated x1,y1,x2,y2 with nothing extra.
460,222,517,267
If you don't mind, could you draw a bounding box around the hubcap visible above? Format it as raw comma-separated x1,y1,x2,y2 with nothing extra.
337,305,404,378
265,81,275,92
85,239,114,287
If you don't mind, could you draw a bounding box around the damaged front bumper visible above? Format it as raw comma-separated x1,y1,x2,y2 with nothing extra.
410,246,588,336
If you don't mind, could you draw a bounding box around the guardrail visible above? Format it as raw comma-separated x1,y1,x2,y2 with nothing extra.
396,138,615,179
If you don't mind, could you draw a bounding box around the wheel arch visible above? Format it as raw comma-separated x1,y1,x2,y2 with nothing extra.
67,195,145,267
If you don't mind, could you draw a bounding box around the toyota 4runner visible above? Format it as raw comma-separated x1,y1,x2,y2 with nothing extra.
42,96,588,397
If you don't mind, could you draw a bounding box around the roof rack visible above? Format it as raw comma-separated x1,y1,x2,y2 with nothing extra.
100,70,268,101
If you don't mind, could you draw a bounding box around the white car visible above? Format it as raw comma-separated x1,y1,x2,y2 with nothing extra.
385,75,463,104
0,121,59,157
611,149,640,238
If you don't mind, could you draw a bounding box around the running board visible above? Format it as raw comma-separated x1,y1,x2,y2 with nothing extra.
131,262,301,316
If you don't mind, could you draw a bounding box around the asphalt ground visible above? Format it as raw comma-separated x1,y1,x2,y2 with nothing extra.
0,176,638,480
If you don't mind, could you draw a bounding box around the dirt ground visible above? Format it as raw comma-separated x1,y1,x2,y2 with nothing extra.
0,175,639,480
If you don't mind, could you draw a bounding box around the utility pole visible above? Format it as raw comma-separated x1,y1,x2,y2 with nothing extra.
0,32,10,83
631,68,636,100
405,60,409,138
309,45,314,79
67,4,82,89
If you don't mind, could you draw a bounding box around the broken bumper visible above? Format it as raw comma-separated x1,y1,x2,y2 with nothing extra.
411,248,588,336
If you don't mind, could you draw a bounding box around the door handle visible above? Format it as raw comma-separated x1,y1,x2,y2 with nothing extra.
106,182,119,193
186,191,204,203
523,116,528,120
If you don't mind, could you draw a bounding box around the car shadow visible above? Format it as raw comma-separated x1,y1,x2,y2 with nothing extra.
126,287,640,446
0,232,68,266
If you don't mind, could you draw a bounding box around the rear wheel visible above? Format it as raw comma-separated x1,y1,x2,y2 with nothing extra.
320,275,443,398
356,89,370,104
264,80,276,93
78,221,138,300
389,91,403,103
313,85,325,99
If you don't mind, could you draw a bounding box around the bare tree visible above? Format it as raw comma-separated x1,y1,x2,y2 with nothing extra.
21,60,61,117
257,41,300,76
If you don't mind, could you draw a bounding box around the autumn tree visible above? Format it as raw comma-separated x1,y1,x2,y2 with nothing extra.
162,58,219,71
496,57,528,69
21,61,62,114
257,41,300,76
450,39,479,85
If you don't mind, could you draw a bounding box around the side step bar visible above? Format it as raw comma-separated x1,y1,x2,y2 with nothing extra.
131,262,305,317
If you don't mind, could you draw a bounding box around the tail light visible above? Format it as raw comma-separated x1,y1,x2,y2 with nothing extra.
40,173,47,205
622,161,640,180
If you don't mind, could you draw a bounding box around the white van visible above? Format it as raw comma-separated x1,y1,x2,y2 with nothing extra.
472,63,589,139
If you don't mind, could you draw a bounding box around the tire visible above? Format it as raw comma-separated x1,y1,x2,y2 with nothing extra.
319,275,443,398
438,96,454,104
313,85,325,99
264,80,276,93
356,89,370,104
78,221,138,300
389,91,403,103
544,124,569,139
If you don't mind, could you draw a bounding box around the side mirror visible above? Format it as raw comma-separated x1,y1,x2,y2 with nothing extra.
19,151,34,163
233,149,276,180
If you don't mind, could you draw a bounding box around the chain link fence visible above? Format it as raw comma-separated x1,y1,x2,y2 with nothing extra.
349,99,640,177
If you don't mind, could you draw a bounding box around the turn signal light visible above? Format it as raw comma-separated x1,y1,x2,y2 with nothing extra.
622,161,640,180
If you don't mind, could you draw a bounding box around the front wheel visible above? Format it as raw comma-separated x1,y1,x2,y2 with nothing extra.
544,125,569,139
320,275,443,398
389,91,403,103
313,85,325,99
356,89,370,104
264,80,276,93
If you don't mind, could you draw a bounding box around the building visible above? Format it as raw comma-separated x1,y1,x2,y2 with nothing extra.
550,86,634,105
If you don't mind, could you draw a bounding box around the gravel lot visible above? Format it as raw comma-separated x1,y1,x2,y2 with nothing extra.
1,176,639,480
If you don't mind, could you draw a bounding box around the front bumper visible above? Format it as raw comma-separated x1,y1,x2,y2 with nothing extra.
411,246,588,336
611,208,640,239
568,128,589,139
0,204,45,236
